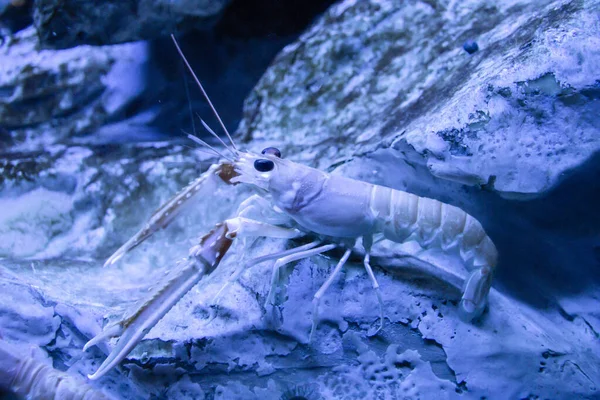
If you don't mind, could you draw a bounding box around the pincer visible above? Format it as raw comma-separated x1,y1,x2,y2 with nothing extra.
85,222,235,380
103,163,239,267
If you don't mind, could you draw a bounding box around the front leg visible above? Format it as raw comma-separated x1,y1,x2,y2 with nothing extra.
104,163,230,267
209,197,298,302
84,217,302,380
224,216,302,240
236,194,292,225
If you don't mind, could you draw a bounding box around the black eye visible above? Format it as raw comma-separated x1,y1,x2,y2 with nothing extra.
254,159,274,172
261,147,281,158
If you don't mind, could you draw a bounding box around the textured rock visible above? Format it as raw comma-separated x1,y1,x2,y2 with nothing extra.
1,1,338,151
1,0,600,399
0,27,148,151
240,0,600,199
0,262,154,399
0,144,227,260
33,0,230,48
2,143,598,399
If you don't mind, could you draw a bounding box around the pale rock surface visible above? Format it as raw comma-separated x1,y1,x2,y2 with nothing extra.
0,27,148,151
240,0,600,199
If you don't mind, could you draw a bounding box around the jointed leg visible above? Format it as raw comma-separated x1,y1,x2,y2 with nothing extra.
214,198,295,300
363,253,385,333
266,243,338,307
236,194,291,225
225,216,302,240
211,240,322,305
362,235,385,333
205,216,305,313
310,248,352,342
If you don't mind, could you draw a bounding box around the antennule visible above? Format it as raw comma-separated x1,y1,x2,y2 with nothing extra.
199,117,236,156
185,132,233,162
170,34,238,151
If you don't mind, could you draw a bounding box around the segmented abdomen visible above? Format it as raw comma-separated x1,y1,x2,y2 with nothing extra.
369,185,497,269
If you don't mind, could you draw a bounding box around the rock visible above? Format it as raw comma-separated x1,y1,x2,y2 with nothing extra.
0,262,154,399
0,27,148,151
1,1,338,151
22,0,339,147
0,276,59,346
2,141,598,399
239,0,600,199
33,0,230,48
1,0,600,399
0,143,229,260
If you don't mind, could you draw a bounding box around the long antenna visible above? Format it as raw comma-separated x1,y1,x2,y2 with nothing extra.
181,61,197,137
184,132,233,162
198,116,236,156
170,34,238,151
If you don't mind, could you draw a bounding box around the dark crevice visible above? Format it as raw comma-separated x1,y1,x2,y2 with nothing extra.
217,0,337,38
581,318,600,339
137,0,336,143
557,306,576,322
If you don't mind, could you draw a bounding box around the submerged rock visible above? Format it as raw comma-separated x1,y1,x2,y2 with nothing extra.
1,142,598,400
0,143,226,260
33,0,230,48
0,27,148,151
240,0,600,199
1,0,599,399
1,1,338,151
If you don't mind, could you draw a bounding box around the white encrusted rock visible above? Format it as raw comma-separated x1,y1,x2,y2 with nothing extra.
240,0,600,199
0,27,148,151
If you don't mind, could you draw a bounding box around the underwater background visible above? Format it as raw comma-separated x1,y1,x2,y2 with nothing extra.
1,0,599,399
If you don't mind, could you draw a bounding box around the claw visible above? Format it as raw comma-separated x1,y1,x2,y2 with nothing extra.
103,230,152,267
86,222,235,380
104,164,235,267
83,324,122,352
